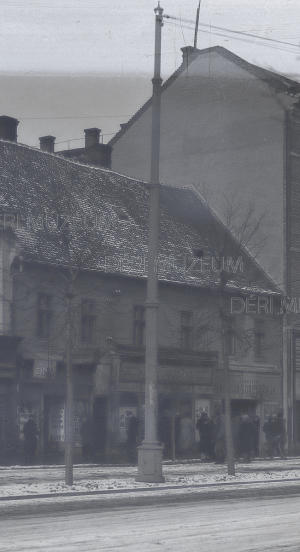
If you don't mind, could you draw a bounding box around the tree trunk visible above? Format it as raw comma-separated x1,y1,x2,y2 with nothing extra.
222,347,235,475
220,294,235,476
171,399,175,461
65,294,74,485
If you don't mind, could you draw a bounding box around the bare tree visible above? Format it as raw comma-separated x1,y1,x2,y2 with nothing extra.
198,190,274,474
162,188,277,474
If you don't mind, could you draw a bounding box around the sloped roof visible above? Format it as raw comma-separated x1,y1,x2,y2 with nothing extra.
109,45,300,147
0,139,281,296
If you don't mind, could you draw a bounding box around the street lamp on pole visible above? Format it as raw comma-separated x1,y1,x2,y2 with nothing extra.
136,2,165,483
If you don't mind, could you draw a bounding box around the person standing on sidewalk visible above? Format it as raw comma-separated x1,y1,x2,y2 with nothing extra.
126,415,139,461
23,418,39,465
179,414,193,454
80,416,95,462
238,414,253,463
274,410,286,458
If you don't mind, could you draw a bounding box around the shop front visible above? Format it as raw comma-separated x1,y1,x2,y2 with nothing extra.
215,369,282,451
0,336,22,465
18,354,94,464
111,346,218,455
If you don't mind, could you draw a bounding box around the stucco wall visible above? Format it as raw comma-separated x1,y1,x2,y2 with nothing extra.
12,264,281,371
111,51,296,286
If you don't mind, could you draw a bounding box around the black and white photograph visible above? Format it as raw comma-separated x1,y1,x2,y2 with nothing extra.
0,1,300,550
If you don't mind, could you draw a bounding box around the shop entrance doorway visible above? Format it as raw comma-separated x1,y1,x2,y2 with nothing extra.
231,399,257,418
231,399,260,458
93,397,107,454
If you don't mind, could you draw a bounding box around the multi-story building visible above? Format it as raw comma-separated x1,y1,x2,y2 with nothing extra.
109,45,300,451
0,119,283,463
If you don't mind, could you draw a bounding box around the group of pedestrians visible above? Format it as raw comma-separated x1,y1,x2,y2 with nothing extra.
262,411,286,457
196,411,261,462
232,414,260,463
157,412,193,458
197,410,287,462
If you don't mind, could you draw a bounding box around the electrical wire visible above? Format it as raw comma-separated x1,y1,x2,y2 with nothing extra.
164,15,299,47
0,2,111,8
174,24,300,56
18,115,131,120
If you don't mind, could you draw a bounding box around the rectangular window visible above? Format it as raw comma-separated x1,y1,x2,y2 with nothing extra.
81,299,97,343
255,320,265,358
37,293,52,338
134,306,146,346
227,317,236,356
181,311,193,349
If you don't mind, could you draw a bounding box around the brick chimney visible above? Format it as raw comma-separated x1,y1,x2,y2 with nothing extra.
84,128,101,148
181,46,197,66
0,116,19,142
59,127,113,169
39,135,56,153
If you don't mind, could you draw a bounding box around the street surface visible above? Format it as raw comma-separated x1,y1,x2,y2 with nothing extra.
1,491,300,551
1,460,300,551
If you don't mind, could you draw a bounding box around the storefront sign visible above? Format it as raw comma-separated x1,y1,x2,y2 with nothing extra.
118,382,144,393
194,386,213,395
215,371,281,401
33,359,56,379
120,363,212,386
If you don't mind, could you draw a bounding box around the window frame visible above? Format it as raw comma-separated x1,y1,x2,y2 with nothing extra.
133,305,146,346
181,310,193,350
226,316,236,356
81,298,97,344
254,319,265,358
37,292,52,339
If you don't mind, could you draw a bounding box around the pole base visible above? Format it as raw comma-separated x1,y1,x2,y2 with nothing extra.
136,441,165,483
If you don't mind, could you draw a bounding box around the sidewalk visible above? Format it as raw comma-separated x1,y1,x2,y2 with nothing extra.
0,458,300,502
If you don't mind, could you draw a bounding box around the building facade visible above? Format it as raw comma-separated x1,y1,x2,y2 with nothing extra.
0,135,283,463
109,45,300,451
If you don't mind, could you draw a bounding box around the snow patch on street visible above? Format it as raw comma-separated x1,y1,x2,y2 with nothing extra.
0,459,300,499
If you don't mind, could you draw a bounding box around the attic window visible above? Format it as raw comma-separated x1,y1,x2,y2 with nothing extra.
112,207,129,221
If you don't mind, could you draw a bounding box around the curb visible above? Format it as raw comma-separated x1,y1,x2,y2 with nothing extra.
0,457,297,471
1,477,300,502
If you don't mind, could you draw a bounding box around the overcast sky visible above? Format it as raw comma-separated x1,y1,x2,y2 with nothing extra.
0,0,299,147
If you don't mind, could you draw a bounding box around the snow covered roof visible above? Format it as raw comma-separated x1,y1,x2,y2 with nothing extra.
0,139,281,295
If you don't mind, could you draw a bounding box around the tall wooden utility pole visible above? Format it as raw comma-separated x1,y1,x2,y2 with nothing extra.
194,1,201,50
136,2,165,483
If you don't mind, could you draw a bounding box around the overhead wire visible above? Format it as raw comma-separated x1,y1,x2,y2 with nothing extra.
173,23,300,56
164,13,300,55
18,115,131,120
0,2,110,8
165,14,299,49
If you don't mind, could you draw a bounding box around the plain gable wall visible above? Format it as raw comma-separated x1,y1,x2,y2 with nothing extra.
111,51,296,287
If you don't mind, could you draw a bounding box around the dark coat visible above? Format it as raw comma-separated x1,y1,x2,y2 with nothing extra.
238,419,253,453
127,415,139,443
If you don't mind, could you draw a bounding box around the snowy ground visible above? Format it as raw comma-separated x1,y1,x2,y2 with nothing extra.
1,460,300,551
0,458,300,500
1,491,300,551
